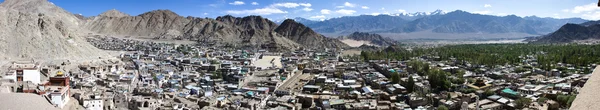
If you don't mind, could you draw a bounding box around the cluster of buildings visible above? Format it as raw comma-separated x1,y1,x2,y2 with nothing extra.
0,37,594,110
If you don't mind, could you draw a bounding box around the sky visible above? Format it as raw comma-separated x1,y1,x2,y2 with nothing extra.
4,0,600,21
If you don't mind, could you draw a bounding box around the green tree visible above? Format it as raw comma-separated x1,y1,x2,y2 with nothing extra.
391,72,400,84
483,89,495,97
537,97,548,103
427,69,451,92
515,97,532,109
437,105,449,110
567,95,576,107
405,76,415,93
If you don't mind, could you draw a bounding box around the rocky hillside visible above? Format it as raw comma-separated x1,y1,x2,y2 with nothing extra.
338,32,397,46
0,0,109,60
532,22,600,43
275,19,349,49
84,9,347,50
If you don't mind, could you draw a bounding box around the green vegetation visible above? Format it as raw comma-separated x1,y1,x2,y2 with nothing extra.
557,94,577,108
361,44,600,68
176,44,193,55
483,89,495,97
401,76,415,93
391,72,400,84
427,69,452,92
515,97,533,109
537,97,548,103
437,105,449,110
406,60,430,76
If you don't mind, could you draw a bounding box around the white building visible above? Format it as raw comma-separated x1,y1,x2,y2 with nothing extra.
83,94,104,110
8,62,41,84
49,86,70,108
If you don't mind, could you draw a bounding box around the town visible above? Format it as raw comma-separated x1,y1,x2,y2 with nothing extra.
0,36,593,110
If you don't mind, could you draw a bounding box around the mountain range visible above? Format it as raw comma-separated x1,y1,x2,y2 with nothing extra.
298,10,587,39
83,9,348,50
531,21,600,43
0,0,349,60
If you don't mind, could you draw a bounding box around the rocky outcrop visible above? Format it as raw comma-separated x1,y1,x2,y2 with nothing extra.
338,32,397,46
275,19,349,49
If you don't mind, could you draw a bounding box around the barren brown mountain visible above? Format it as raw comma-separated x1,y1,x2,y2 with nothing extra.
0,0,109,61
84,9,347,50
0,0,349,61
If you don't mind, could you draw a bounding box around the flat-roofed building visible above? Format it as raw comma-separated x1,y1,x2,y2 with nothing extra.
8,61,41,84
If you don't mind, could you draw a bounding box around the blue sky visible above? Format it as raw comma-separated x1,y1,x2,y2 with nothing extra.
4,0,600,20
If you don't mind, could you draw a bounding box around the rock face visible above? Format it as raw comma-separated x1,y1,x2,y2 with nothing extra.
532,22,600,43
275,19,349,49
338,32,397,46
0,0,108,60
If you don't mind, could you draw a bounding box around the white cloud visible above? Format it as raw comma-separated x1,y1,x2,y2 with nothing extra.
484,4,492,8
336,9,356,15
299,3,312,7
309,15,326,19
561,9,570,12
226,2,312,15
473,10,492,14
272,3,300,8
565,3,600,14
251,2,258,5
397,9,407,13
583,11,600,20
344,2,356,7
321,9,331,14
381,7,385,10
229,1,245,5
226,7,287,15
203,13,208,15
336,2,357,8
272,2,311,8
361,6,369,9
303,7,313,11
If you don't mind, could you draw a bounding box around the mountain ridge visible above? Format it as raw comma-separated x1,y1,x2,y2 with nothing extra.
531,22,600,43
300,10,587,38
84,9,348,50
